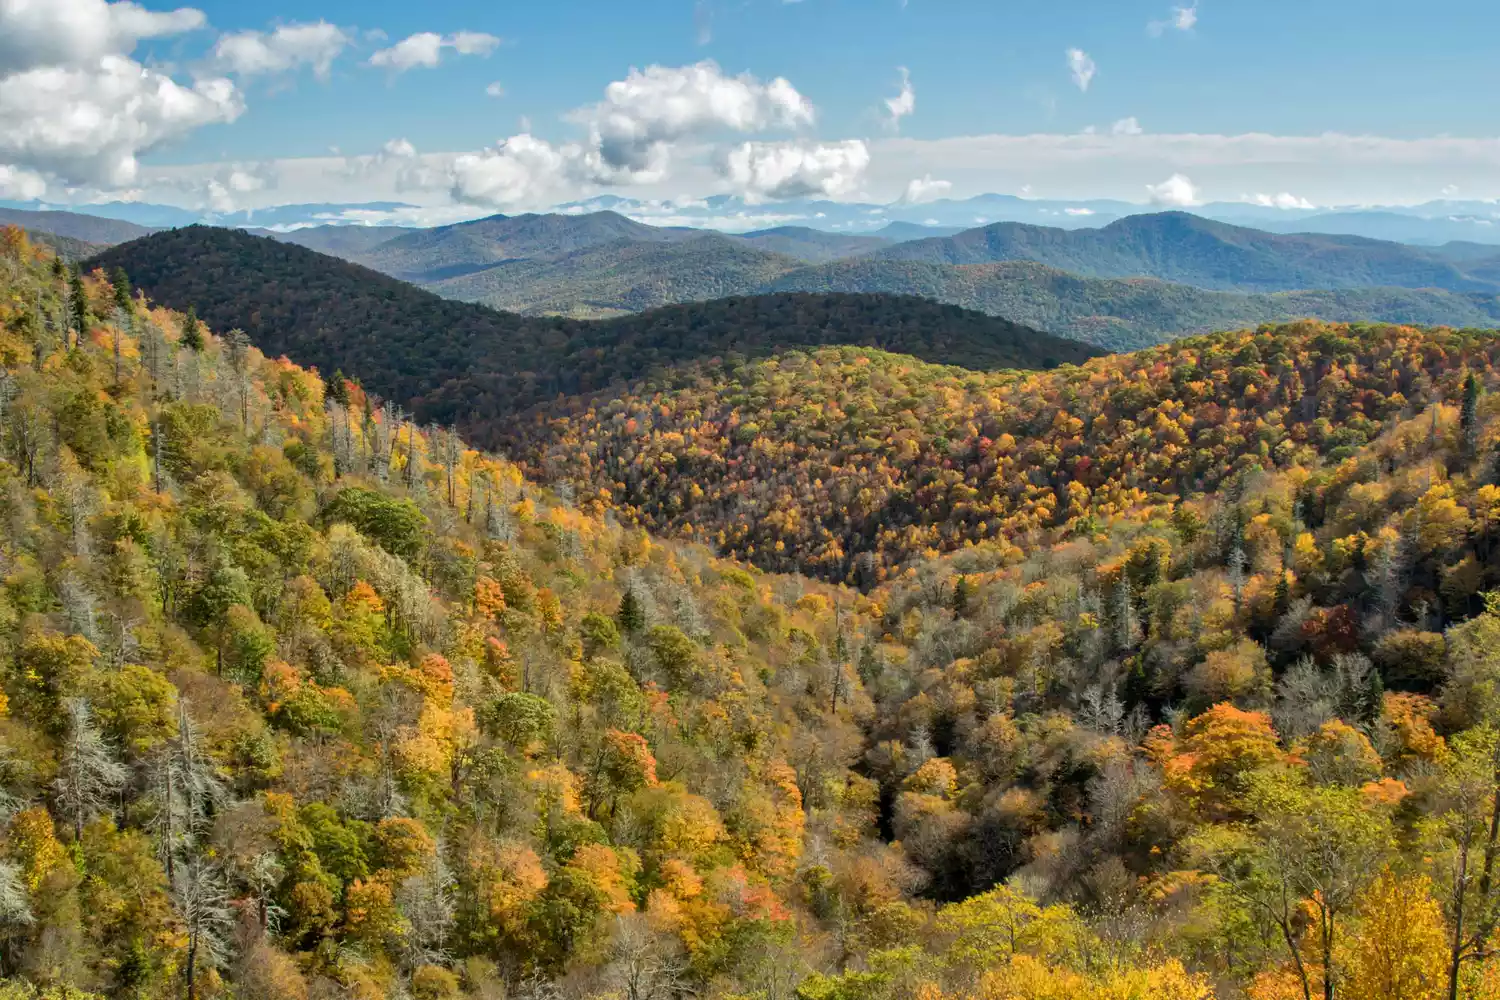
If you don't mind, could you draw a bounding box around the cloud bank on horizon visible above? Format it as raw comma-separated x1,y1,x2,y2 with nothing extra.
1,0,1498,222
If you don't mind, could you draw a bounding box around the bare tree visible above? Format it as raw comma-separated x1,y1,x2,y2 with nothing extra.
173,858,234,1000
53,698,128,841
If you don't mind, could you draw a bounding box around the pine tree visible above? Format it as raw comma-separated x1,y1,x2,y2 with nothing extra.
68,265,89,348
182,305,205,352
53,698,129,841
618,585,646,635
328,368,350,405
1461,372,1482,456
951,575,975,618
111,267,132,315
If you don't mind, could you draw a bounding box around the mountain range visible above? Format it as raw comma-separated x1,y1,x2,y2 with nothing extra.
87,225,1099,446
76,214,1500,352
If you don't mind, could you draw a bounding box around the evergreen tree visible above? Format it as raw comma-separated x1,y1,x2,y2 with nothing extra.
68,265,89,347
182,305,205,352
951,575,975,618
618,585,646,635
328,368,350,405
1461,372,1481,456
111,266,133,315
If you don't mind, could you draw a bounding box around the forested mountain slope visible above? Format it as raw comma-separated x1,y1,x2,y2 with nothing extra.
872,211,1500,292
766,259,1500,351
510,321,1500,587
425,240,1500,351
357,211,690,282
89,225,1098,420
428,234,802,317
8,227,1500,1000
0,207,154,245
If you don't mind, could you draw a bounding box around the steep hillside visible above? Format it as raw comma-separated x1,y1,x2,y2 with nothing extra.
12,228,1500,1000
731,226,892,262
0,206,154,244
357,210,688,281
873,211,1500,292
429,233,802,316
90,225,1092,428
22,228,104,262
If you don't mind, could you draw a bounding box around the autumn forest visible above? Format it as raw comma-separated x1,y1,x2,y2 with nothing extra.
3,222,1500,1000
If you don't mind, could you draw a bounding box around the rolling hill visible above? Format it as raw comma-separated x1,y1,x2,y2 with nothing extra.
767,258,1500,351
732,225,892,262
19,228,105,261
870,211,1500,292
89,225,1097,442
257,223,416,256
0,206,155,244
423,234,1500,352
428,233,805,316
354,209,689,281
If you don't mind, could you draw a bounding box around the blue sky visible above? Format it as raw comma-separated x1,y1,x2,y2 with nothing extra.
3,0,1499,222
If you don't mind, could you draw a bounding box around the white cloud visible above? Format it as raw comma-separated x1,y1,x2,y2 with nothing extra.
579,61,815,181
382,138,417,159
901,174,951,204
1111,117,1143,136
1,63,241,192
0,0,240,190
1248,191,1316,210
1145,172,1200,206
1067,49,1096,92
1149,4,1198,36
719,140,869,202
1064,207,1094,216
450,133,580,208
0,163,47,200
212,22,351,80
0,0,205,75
369,30,500,73
884,67,914,130
485,81,505,98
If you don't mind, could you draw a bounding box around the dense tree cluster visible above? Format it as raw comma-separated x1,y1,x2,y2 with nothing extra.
513,322,1500,588
6,226,1500,1000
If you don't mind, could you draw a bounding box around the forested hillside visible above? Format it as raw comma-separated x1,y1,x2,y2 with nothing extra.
429,234,801,317
508,321,1500,585
8,227,1500,1000
871,212,1500,293
89,226,1097,421
767,260,1500,351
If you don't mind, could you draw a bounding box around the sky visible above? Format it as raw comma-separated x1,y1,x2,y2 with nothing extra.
3,0,1499,225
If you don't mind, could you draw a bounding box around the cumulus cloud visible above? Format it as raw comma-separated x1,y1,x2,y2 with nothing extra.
0,163,48,200
0,0,205,75
0,0,242,193
1067,49,1096,92
212,22,351,79
485,81,504,98
885,67,914,130
1150,4,1198,35
369,30,500,73
578,61,815,181
1146,173,1200,206
901,174,951,204
718,139,869,202
205,165,271,213
1248,191,1316,210
382,138,417,159
1111,117,1143,136
450,133,581,208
